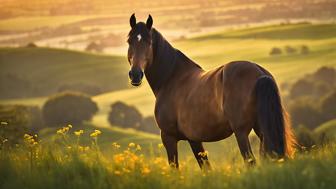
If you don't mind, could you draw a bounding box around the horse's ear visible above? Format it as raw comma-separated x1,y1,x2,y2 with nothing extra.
130,13,136,28
146,14,153,30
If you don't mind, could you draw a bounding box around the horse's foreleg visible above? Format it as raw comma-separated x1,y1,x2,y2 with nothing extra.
161,132,179,168
234,132,256,166
188,140,212,170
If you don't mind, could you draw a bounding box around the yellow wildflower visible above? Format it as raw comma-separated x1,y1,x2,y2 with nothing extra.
23,134,38,147
198,151,209,157
113,154,125,163
278,158,285,163
78,146,90,152
158,143,164,149
24,134,33,140
56,126,71,135
154,157,164,164
122,168,131,173
68,124,73,128
114,170,121,175
74,130,84,136
128,142,135,148
141,167,151,174
90,129,102,137
112,142,121,149
136,144,141,151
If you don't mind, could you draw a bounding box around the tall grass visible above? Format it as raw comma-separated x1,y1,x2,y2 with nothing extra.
0,125,335,189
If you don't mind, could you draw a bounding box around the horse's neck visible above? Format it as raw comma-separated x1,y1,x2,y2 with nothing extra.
144,53,177,96
145,29,202,95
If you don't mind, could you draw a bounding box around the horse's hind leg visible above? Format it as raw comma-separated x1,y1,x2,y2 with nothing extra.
161,132,179,168
234,130,256,166
253,126,265,157
188,140,211,170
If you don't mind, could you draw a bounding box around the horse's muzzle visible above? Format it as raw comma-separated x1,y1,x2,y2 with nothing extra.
129,68,144,86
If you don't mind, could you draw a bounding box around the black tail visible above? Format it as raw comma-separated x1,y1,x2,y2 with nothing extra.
255,75,295,158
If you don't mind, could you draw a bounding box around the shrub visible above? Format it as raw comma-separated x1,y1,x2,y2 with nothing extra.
42,92,98,126
269,47,282,56
108,101,142,129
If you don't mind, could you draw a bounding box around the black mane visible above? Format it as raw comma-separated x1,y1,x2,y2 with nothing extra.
145,28,201,94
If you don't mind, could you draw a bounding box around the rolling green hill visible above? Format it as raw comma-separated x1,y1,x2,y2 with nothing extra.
0,47,129,97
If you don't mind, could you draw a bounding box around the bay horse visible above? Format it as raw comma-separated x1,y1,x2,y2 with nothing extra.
126,14,295,168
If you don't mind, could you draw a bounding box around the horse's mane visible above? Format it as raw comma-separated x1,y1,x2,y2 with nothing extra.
145,28,201,93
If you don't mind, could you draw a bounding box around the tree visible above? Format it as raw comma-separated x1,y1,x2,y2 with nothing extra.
85,42,104,53
289,78,315,99
285,45,297,54
42,92,98,126
289,98,324,129
320,91,336,120
108,101,142,129
300,45,310,55
269,47,282,56
313,66,336,85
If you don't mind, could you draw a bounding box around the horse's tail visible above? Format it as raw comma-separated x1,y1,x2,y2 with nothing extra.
255,75,296,158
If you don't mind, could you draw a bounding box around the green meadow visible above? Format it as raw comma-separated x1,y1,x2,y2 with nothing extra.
1,125,336,189
1,22,336,189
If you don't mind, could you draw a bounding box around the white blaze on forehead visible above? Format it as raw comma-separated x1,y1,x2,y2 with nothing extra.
137,34,142,42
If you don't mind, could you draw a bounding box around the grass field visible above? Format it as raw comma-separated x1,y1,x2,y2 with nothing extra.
0,124,335,189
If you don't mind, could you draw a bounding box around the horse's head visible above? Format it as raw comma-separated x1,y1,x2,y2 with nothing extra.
127,14,153,86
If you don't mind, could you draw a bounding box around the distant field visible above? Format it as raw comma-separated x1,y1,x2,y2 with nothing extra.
0,15,101,31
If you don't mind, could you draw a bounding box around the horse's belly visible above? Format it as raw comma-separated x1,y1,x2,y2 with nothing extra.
178,116,233,142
